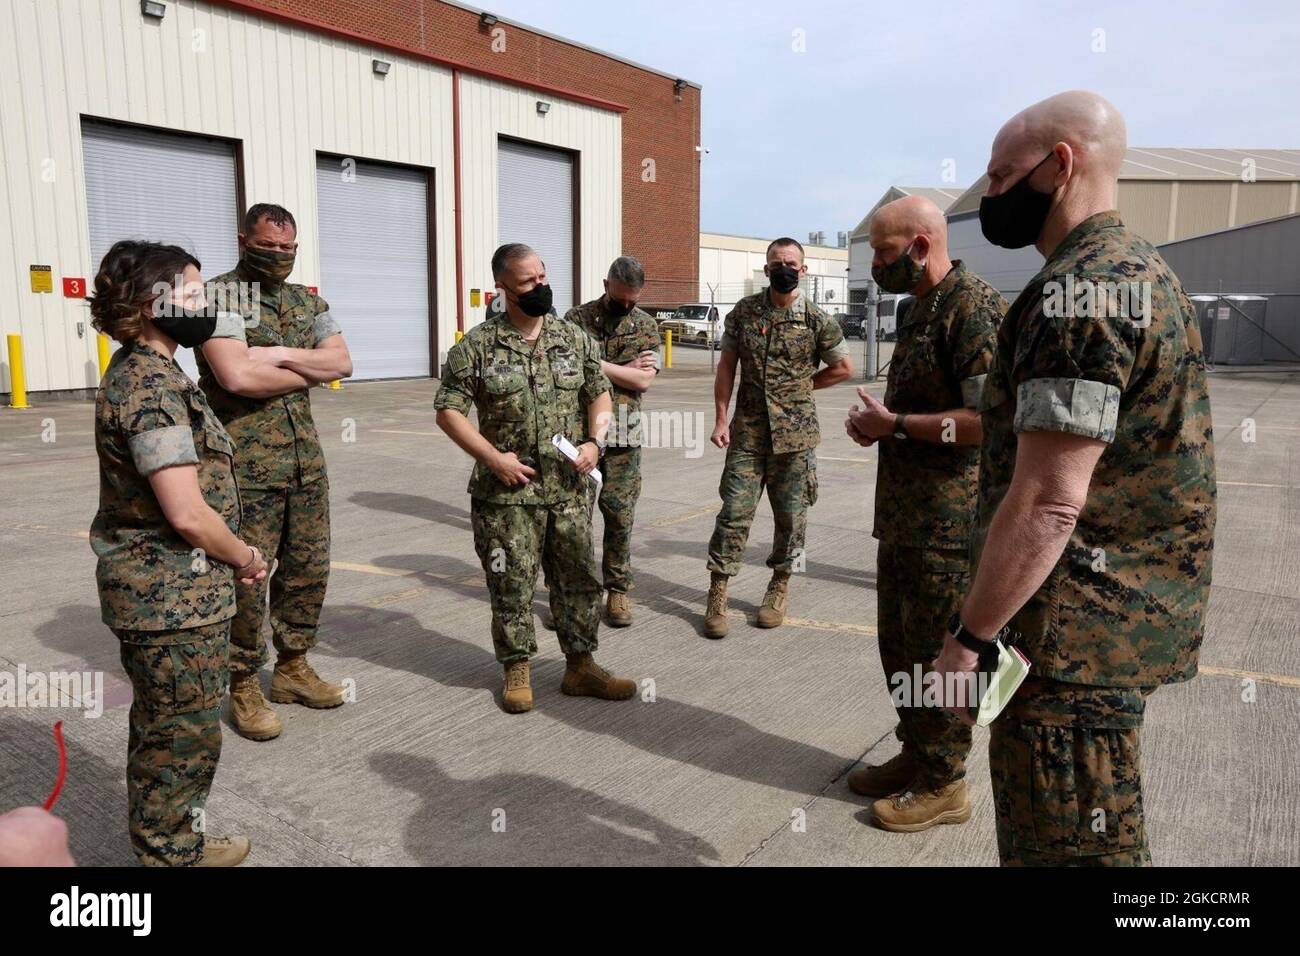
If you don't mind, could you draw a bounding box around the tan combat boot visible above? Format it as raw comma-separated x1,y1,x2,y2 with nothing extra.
195,835,251,867
270,653,346,709
229,673,282,741
755,572,790,628
560,653,636,701
604,591,633,628
871,779,971,833
502,660,533,714
847,751,917,798
703,573,730,639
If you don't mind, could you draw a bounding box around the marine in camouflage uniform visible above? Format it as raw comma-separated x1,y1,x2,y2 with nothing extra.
871,262,1004,790
564,296,661,597
435,312,612,665
975,211,1216,865
706,289,849,579
196,263,342,681
91,340,240,866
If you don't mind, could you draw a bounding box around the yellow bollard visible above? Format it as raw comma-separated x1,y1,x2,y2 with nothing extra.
328,379,342,390
97,334,112,379
455,329,464,343
7,334,29,409
664,329,672,369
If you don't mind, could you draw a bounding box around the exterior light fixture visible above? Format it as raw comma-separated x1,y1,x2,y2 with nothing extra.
373,59,391,76
141,0,166,19
536,101,550,116
480,13,498,28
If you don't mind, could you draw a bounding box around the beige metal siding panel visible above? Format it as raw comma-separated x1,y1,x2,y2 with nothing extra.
0,0,459,392
1118,180,1174,245
458,73,621,330
1234,181,1295,227
1174,182,1233,240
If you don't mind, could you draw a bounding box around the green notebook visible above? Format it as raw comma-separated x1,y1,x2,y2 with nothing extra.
975,640,1032,727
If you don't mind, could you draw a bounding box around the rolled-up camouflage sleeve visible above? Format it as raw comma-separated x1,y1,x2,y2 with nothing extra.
120,386,199,476
948,287,1005,408
434,341,477,415
310,293,343,345
813,309,850,365
720,305,740,353
635,315,662,371
579,330,612,404
1012,293,1134,443
208,310,247,342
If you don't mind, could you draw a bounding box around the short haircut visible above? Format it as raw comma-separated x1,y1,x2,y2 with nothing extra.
606,255,645,289
243,203,297,235
766,237,805,262
491,242,537,279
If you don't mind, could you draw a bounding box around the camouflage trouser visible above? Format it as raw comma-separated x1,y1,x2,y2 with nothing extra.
706,447,817,576
989,676,1155,866
114,619,230,867
877,543,973,788
229,476,331,677
597,446,642,593
471,496,602,664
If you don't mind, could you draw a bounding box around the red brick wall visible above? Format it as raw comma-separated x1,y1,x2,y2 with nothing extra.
206,0,701,304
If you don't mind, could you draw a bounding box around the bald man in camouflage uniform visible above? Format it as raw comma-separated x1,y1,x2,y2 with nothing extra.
436,242,637,714
564,256,661,627
845,197,1005,830
933,91,1215,866
198,203,354,741
703,238,853,638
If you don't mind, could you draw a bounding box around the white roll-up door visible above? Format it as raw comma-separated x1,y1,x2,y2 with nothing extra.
316,156,431,379
82,120,241,381
498,138,575,315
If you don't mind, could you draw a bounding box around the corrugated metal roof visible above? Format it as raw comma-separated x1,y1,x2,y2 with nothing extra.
850,185,967,237
947,148,1300,216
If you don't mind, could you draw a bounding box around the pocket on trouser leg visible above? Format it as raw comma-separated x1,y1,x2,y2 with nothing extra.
990,717,1148,866
119,631,226,866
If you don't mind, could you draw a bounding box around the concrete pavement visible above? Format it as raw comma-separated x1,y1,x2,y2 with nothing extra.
1,360,1297,866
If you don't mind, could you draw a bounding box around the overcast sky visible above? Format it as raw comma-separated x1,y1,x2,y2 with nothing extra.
478,0,1299,240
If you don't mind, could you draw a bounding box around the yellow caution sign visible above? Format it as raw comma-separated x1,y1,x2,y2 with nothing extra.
29,265,53,294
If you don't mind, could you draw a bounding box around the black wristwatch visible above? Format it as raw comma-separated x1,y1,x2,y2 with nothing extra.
580,437,606,457
892,413,909,440
947,613,999,653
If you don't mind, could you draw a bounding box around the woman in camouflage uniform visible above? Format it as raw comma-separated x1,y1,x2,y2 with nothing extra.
88,240,268,867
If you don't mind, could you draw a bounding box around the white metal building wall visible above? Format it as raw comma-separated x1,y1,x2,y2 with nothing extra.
459,73,621,329
0,0,623,393
82,119,241,381
498,139,575,315
316,155,431,379
0,0,455,394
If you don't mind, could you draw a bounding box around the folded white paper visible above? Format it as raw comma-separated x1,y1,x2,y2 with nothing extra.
551,434,603,488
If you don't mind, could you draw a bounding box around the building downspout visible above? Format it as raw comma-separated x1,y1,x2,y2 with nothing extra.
453,68,465,334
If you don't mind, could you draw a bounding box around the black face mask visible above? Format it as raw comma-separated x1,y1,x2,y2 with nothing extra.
604,295,634,318
768,264,801,294
153,305,218,349
979,152,1057,249
514,283,553,318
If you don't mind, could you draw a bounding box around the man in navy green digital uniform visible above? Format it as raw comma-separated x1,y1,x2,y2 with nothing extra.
436,243,638,714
